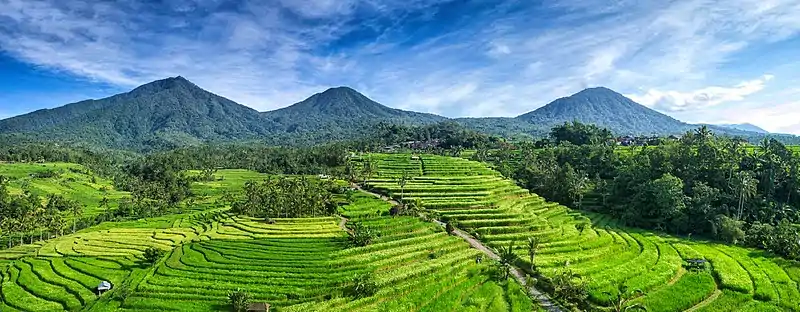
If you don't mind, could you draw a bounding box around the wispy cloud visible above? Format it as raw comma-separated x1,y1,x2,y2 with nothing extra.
627,75,774,112
1,0,800,133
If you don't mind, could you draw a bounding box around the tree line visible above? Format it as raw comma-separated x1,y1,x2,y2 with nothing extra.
0,176,84,248
230,176,341,219
483,122,800,260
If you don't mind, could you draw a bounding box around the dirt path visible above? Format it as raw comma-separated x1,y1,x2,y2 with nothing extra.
353,183,563,312
668,267,687,286
685,289,722,312
337,216,353,235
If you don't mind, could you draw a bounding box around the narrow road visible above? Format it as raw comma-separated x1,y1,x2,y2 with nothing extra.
352,183,563,312
337,215,353,235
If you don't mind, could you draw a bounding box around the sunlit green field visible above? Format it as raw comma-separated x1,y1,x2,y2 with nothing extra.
359,153,800,311
0,164,533,311
0,162,128,217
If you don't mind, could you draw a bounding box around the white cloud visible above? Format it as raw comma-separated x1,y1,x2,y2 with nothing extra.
627,75,774,112
1,0,800,126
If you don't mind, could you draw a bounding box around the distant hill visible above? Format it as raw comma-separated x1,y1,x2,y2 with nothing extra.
715,123,769,134
1,78,796,151
262,87,446,143
0,79,446,151
0,77,272,151
515,87,693,135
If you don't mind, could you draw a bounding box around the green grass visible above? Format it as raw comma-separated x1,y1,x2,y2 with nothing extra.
363,152,800,312
0,162,128,217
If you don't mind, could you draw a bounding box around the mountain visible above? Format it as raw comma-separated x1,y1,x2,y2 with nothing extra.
515,87,693,135
2,78,796,151
263,87,447,131
715,123,769,134
262,87,446,141
0,77,273,151
0,80,446,151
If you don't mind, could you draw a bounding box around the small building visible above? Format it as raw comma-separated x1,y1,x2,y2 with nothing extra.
96,281,112,295
247,302,271,312
685,259,708,271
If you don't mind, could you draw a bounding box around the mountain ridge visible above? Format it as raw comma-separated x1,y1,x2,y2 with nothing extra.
515,87,693,135
0,77,794,150
714,123,769,134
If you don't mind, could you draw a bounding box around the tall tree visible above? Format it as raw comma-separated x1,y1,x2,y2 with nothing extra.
731,171,758,220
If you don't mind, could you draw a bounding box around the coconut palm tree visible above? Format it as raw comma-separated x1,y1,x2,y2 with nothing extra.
526,236,539,272
498,240,516,279
604,283,646,312
69,201,83,233
732,171,758,220
362,160,376,185
398,171,409,207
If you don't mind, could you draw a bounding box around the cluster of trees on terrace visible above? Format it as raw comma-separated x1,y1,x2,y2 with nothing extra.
370,121,508,149
483,122,800,260
231,176,341,218
0,177,84,248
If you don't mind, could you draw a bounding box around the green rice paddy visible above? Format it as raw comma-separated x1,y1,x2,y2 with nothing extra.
360,153,800,311
0,162,532,311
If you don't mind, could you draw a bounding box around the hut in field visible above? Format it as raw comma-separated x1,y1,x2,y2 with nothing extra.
247,302,270,312
685,258,708,272
96,281,112,295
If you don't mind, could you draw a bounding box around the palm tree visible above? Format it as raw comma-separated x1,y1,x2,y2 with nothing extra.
604,283,646,312
526,236,539,272
694,126,712,142
69,201,83,233
498,240,516,279
398,171,409,207
0,219,7,249
99,196,110,221
732,171,758,220
362,159,376,185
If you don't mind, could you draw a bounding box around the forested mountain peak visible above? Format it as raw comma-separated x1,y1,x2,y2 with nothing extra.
127,76,198,96
515,86,691,135
265,86,446,121
0,76,270,151
271,86,397,116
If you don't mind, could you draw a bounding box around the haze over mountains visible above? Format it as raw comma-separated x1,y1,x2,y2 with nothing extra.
0,77,790,151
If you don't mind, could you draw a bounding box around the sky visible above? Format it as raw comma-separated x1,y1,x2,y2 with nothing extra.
1,0,800,133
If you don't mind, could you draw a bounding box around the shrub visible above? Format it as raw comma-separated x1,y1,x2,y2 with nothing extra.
346,273,378,298
228,289,250,312
143,247,166,265
348,222,378,247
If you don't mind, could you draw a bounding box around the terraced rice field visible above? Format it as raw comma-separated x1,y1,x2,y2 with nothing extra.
0,166,533,311
0,162,128,217
283,192,533,312
362,153,800,311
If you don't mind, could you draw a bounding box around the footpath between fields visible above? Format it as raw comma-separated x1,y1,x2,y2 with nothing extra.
351,183,563,312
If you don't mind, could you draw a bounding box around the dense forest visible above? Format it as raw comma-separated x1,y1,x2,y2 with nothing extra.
482,122,800,260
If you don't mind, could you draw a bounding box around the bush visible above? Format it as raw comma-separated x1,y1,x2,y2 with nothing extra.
228,289,250,312
348,222,378,247
143,247,166,265
713,215,745,244
346,273,378,298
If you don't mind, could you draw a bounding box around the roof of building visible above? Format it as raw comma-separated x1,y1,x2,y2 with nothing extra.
97,281,112,290
247,302,270,312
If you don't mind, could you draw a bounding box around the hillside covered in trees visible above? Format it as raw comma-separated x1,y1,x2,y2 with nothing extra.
483,123,800,260
2,77,797,152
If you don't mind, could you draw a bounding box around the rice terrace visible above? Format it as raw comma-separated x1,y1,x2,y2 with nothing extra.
2,1,800,311
1,146,799,311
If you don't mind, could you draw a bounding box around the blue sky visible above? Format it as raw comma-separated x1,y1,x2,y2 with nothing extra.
1,0,800,133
